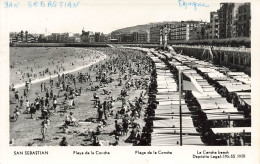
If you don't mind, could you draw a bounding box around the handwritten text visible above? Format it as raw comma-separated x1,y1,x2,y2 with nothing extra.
178,0,209,11
3,1,80,8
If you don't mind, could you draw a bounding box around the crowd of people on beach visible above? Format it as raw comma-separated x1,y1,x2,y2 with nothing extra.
9,46,251,146
9,47,158,146
10,48,100,86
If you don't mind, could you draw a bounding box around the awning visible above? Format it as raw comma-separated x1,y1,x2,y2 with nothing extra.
151,134,205,146
203,108,239,114
155,106,190,114
227,72,247,76
156,104,188,110
155,108,191,114
158,100,186,105
225,84,251,92
154,95,180,99
157,88,178,92
152,127,199,134
197,98,234,110
153,119,194,128
235,92,251,96
205,114,245,120
211,127,251,134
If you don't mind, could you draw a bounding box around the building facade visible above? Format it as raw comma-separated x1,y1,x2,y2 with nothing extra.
237,3,251,37
169,21,203,41
95,32,101,42
150,25,162,43
132,32,138,43
110,31,122,42
218,3,229,39
51,33,61,42
10,31,38,43
137,31,149,43
217,3,250,39
60,33,69,42
210,12,219,39
89,32,95,43
110,31,149,43
121,34,134,42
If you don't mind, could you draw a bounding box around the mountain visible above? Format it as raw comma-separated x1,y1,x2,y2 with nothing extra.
111,21,179,34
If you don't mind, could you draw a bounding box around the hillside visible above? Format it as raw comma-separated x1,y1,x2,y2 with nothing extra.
111,21,178,34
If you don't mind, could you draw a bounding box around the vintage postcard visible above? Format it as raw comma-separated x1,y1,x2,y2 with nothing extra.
0,0,259,163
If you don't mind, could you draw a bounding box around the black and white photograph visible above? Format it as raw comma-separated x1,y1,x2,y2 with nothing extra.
0,0,259,163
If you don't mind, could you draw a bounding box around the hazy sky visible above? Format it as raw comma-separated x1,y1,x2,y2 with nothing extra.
3,0,224,34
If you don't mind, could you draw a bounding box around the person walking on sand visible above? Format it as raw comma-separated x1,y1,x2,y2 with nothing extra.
19,96,24,109
25,100,30,113
53,97,57,113
13,105,20,121
41,82,43,92
103,101,108,120
29,76,32,85
30,103,37,119
41,117,50,141
97,103,103,121
15,91,19,104
24,89,28,99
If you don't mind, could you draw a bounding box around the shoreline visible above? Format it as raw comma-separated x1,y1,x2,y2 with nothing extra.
13,52,107,89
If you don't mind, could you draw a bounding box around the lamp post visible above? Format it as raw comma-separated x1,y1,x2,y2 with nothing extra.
178,69,183,146
159,29,163,45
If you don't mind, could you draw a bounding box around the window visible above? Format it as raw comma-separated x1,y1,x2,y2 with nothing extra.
229,56,233,63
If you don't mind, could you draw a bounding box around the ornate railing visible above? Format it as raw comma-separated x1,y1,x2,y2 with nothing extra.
172,44,251,52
